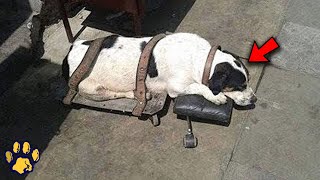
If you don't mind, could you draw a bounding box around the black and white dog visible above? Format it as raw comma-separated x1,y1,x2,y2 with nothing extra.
66,33,257,106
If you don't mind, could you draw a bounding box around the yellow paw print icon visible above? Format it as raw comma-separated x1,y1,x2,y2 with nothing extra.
5,142,40,175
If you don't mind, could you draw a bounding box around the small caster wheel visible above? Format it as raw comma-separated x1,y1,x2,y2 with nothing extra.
149,114,160,126
183,133,198,148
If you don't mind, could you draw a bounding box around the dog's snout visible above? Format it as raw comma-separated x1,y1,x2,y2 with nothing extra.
250,96,258,104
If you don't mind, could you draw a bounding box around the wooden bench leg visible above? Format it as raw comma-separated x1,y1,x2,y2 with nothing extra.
133,0,145,36
133,14,142,37
58,0,74,43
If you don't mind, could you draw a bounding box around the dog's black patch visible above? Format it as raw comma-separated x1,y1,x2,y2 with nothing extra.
102,35,119,49
140,41,147,52
139,41,158,78
82,40,93,46
82,35,119,49
148,53,158,78
208,62,246,95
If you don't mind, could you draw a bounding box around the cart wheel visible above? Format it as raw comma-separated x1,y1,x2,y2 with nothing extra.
183,133,198,148
150,115,160,127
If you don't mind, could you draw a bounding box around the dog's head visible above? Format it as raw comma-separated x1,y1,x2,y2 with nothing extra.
208,49,257,106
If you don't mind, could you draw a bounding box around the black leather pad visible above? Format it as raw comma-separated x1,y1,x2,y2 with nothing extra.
173,95,233,126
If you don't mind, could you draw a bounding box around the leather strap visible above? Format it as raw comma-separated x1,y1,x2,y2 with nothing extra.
202,45,219,86
63,37,107,105
132,33,166,116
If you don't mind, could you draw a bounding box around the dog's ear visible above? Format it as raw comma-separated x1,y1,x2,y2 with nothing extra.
208,62,232,95
208,71,228,95
217,46,221,50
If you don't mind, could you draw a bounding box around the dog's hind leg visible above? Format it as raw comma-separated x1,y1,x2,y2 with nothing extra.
78,78,151,101
78,78,135,101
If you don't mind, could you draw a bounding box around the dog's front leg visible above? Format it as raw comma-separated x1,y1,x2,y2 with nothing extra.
183,83,227,105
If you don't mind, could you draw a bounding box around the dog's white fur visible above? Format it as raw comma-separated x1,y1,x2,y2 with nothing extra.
67,33,255,106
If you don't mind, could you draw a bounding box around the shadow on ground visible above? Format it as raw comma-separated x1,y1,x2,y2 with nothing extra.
0,47,33,95
0,58,71,179
0,0,31,46
0,3,63,177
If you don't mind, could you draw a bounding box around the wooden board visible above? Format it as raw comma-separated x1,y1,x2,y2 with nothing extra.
72,92,168,115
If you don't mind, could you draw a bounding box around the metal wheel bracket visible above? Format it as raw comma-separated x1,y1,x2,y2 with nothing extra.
183,116,198,148
149,114,160,127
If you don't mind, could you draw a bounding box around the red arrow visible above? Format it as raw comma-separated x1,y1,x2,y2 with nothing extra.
249,37,279,63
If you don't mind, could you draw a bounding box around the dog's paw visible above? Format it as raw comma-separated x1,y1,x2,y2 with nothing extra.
207,93,227,105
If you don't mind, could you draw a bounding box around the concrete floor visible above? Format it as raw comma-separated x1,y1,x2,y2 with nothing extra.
224,0,320,178
1,0,319,179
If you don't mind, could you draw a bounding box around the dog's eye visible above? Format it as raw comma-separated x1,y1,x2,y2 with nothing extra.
242,84,247,89
234,84,247,91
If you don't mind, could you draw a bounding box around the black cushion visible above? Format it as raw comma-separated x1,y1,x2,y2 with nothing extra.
173,95,233,126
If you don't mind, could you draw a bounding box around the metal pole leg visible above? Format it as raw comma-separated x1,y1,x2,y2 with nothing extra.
183,116,198,148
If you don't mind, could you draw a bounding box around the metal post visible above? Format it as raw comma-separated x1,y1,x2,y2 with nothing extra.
58,0,74,43
187,116,193,134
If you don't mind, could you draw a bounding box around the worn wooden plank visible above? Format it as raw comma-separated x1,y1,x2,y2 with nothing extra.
72,92,168,115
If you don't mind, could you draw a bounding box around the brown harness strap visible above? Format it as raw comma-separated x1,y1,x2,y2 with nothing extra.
132,33,166,116
63,37,107,105
202,45,219,86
